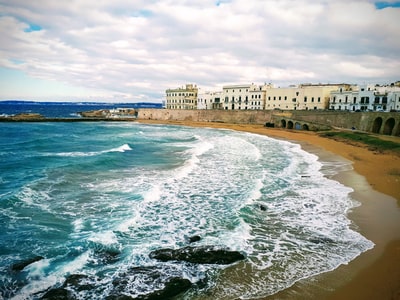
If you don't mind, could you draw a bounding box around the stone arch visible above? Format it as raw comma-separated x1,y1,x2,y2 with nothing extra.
372,117,383,133
383,118,395,135
287,120,294,129
395,122,400,136
302,124,309,131
281,119,287,128
295,122,302,130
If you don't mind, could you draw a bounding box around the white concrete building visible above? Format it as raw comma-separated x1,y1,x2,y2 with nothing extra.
222,83,271,110
330,83,400,112
198,91,223,109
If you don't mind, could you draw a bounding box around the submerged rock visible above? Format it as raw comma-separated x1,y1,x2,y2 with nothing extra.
149,246,245,264
41,288,71,300
187,235,201,243
136,277,192,300
11,256,44,271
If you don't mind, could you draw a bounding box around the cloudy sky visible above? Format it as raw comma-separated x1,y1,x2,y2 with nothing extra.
0,0,399,103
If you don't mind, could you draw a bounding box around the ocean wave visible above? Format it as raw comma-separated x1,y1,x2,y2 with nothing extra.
51,143,132,157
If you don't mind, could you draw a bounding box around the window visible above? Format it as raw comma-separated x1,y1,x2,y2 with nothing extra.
284,96,287,100
311,97,314,102
382,96,388,104
279,96,281,100
304,96,307,102
318,97,321,102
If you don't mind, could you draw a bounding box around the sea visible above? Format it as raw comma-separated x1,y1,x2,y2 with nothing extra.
0,102,374,299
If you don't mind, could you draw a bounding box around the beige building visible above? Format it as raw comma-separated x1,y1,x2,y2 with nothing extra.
165,84,198,109
265,84,345,110
222,83,272,110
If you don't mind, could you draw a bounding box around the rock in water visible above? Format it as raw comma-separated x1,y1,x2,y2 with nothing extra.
188,235,201,243
149,246,245,264
11,256,44,271
136,277,192,300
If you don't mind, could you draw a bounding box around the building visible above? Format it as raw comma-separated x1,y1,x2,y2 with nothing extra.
265,84,345,111
198,91,223,109
222,83,272,110
165,84,198,109
330,84,400,112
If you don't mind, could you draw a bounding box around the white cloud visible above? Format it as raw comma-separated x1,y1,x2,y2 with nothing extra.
0,0,399,102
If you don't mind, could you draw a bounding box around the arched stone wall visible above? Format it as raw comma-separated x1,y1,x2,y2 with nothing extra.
383,118,395,135
372,117,383,133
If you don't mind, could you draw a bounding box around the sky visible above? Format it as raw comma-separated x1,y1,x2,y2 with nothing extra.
0,0,399,103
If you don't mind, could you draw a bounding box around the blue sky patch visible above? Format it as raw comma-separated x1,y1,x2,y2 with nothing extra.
10,58,24,65
131,9,153,18
24,23,42,32
375,1,400,9
216,0,231,6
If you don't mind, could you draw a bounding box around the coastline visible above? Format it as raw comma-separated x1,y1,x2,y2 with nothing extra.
138,119,400,300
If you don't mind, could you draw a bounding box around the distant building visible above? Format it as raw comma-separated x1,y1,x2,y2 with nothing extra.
330,84,400,112
222,83,272,110
265,84,345,111
165,84,198,109
198,91,223,109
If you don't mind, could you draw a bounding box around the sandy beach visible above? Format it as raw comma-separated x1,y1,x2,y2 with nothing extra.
139,119,400,300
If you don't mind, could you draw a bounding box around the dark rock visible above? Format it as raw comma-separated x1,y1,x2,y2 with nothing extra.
63,274,94,291
11,256,44,271
309,237,334,244
149,246,245,264
40,288,70,300
135,277,192,300
188,235,201,243
106,295,134,300
91,248,121,265
259,204,267,211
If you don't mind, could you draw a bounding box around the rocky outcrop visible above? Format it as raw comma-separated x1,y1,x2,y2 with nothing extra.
149,246,245,264
133,277,192,300
11,256,44,271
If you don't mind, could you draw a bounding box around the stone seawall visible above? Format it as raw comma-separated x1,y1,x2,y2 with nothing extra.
137,109,400,136
137,109,274,124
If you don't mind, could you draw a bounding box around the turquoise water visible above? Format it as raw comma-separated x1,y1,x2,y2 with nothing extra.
0,122,373,299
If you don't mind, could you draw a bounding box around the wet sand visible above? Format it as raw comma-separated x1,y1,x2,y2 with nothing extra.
139,120,400,299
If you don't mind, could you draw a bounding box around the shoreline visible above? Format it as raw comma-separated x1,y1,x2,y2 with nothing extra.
138,119,400,299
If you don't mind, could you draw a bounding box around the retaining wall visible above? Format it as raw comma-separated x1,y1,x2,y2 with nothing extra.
137,109,400,136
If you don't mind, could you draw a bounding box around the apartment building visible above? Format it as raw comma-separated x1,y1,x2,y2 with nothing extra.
330,84,400,111
222,83,272,110
165,84,198,109
264,84,345,111
198,91,223,110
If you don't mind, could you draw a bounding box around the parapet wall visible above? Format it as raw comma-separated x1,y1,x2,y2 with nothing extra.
137,109,400,136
